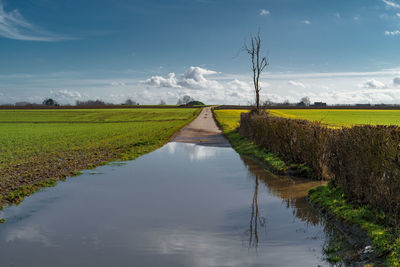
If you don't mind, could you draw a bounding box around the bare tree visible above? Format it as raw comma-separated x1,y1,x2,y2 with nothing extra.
243,31,269,111
296,96,311,107
159,100,166,105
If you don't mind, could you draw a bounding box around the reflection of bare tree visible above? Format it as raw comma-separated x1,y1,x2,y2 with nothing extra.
241,156,325,228
248,176,267,248
241,156,360,262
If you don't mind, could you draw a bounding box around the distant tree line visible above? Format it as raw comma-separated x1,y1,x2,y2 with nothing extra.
2,96,208,107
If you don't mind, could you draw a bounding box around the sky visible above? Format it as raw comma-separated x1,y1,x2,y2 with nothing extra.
2,0,400,105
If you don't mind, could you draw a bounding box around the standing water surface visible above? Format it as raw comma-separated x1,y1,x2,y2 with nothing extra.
0,142,345,266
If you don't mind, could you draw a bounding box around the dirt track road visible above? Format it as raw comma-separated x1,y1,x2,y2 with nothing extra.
172,107,230,147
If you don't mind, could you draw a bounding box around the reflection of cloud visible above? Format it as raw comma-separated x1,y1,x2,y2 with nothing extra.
166,142,177,154
165,142,217,161
6,225,53,246
185,144,216,161
146,227,325,267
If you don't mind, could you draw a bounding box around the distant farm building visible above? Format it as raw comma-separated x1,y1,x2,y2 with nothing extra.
311,102,327,107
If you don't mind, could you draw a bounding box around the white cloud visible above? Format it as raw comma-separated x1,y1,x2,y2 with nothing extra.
385,30,400,35
55,90,82,99
227,79,252,92
144,66,223,90
358,79,386,89
110,81,126,87
288,80,306,88
382,0,400,8
334,13,341,19
301,20,311,25
145,73,181,88
259,9,270,16
353,15,360,21
0,0,73,41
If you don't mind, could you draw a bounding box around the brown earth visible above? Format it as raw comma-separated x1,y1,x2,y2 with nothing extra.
172,107,230,147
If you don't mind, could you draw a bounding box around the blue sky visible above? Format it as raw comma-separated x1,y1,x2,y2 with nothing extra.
2,0,400,105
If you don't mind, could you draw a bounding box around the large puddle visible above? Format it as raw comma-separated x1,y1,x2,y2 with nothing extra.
0,143,351,266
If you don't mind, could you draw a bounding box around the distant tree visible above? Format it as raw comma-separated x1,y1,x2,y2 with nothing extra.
159,100,166,105
177,95,194,105
42,98,59,106
283,99,290,105
187,100,205,106
297,96,311,107
76,99,107,106
124,99,139,105
243,31,269,111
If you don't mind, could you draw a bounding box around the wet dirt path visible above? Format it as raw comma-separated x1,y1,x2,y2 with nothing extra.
172,107,230,147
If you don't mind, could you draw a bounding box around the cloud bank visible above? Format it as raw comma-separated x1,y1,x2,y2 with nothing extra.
3,67,400,106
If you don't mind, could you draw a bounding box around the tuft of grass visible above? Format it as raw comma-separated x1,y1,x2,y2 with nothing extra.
308,184,400,264
6,179,58,204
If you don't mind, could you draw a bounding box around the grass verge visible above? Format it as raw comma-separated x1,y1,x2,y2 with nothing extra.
309,184,400,265
213,109,312,176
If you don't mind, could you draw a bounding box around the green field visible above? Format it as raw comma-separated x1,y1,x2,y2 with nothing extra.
0,108,199,205
213,109,244,132
215,109,400,128
270,109,400,127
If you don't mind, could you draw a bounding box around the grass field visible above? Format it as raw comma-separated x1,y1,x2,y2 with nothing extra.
270,109,400,127
213,110,245,132
0,108,200,205
215,109,400,128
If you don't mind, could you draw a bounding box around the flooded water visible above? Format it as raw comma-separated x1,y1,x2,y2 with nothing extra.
0,142,348,266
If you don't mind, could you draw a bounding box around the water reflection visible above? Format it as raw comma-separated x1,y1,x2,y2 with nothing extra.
166,142,217,161
0,143,350,266
6,225,53,247
239,156,326,250
247,176,267,249
241,156,326,226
